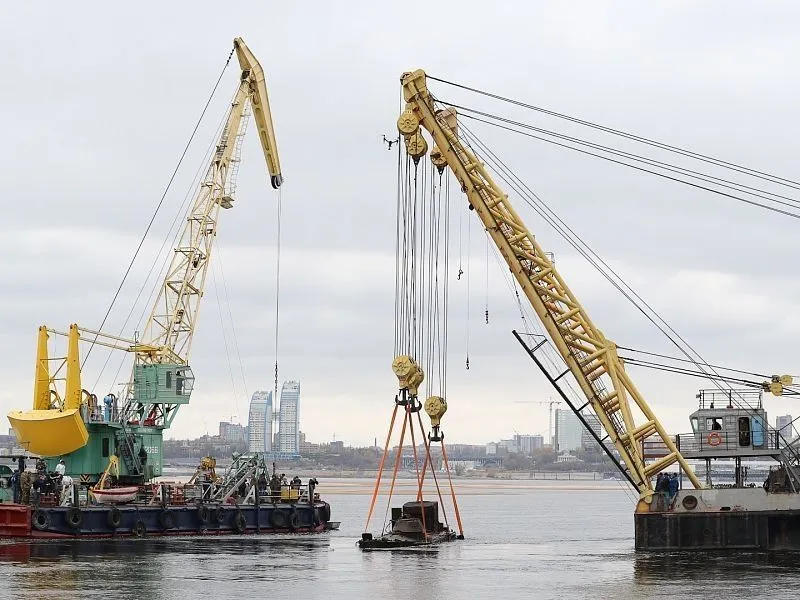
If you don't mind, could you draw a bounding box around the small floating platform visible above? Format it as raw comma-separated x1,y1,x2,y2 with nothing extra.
358,501,461,550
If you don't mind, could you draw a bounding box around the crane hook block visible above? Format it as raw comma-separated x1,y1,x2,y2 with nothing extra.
431,145,447,173
397,106,419,136
424,395,447,426
392,355,425,396
404,131,428,160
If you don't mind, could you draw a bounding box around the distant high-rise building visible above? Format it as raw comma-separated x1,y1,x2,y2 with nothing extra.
776,415,794,440
278,381,300,455
513,434,542,455
248,391,273,453
555,409,583,453
219,421,247,444
581,414,603,450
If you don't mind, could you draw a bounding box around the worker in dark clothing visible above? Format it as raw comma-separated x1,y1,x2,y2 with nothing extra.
10,470,20,504
711,419,722,431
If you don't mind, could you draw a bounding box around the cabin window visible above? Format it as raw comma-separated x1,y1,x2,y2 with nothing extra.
175,370,183,396
690,417,699,433
102,437,110,458
165,371,172,389
706,418,722,431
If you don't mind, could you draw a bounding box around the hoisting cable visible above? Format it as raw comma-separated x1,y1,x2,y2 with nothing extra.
92,96,233,394
83,46,236,367
449,104,800,212
210,256,240,413
465,212,471,370
455,110,800,221
273,187,283,409
218,246,248,421
455,119,738,393
484,234,490,324
427,74,800,191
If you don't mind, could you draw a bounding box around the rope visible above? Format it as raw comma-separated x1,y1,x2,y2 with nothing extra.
382,408,409,533
364,403,399,532
416,411,450,530
406,408,427,539
440,440,464,536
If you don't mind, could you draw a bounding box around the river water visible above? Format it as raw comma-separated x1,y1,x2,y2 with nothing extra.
0,478,796,599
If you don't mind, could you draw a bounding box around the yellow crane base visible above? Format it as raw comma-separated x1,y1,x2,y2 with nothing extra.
8,409,89,456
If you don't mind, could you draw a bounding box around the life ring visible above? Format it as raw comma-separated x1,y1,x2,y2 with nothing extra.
159,509,175,530
707,432,722,447
107,507,122,529
66,507,83,529
32,510,50,531
269,509,288,529
233,511,247,533
133,519,146,537
196,504,210,525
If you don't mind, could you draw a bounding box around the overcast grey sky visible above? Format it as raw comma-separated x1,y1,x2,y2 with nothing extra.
2,2,800,446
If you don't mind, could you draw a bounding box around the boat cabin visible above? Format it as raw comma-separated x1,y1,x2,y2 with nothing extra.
675,389,781,460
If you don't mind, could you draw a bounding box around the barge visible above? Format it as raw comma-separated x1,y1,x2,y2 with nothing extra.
635,388,800,550
0,454,336,539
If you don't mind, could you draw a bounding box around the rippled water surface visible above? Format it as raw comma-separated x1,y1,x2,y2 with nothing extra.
1,478,798,599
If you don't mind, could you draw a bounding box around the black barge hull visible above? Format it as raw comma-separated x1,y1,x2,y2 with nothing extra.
636,510,800,550
0,501,335,538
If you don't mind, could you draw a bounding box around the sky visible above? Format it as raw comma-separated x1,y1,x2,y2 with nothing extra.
2,2,800,447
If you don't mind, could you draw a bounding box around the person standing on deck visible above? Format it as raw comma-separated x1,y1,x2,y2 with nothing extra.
55,460,66,477
103,394,114,422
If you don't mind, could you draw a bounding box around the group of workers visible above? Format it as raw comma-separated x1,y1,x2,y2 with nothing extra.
9,458,71,505
655,472,680,508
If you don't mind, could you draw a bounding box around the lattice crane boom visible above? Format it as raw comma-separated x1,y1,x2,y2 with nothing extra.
397,69,702,502
140,38,282,364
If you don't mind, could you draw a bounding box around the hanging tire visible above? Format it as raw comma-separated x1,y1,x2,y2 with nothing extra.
319,503,331,523
288,511,299,531
133,519,146,537
159,509,175,530
32,510,50,531
107,507,122,529
269,509,288,529
66,507,83,529
233,511,247,533
214,508,225,526
196,504,210,525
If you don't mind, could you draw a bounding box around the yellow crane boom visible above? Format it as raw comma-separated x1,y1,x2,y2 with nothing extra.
140,37,283,364
396,69,702,504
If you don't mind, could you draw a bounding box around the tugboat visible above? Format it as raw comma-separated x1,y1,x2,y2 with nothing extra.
0,37,337,539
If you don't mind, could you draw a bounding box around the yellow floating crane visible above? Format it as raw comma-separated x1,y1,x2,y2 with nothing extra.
395,69,703,508
9,38,282,471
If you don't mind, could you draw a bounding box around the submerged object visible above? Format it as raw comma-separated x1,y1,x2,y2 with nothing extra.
359,501,459,550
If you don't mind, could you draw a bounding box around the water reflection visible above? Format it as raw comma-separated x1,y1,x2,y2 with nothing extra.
634,550,800,584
